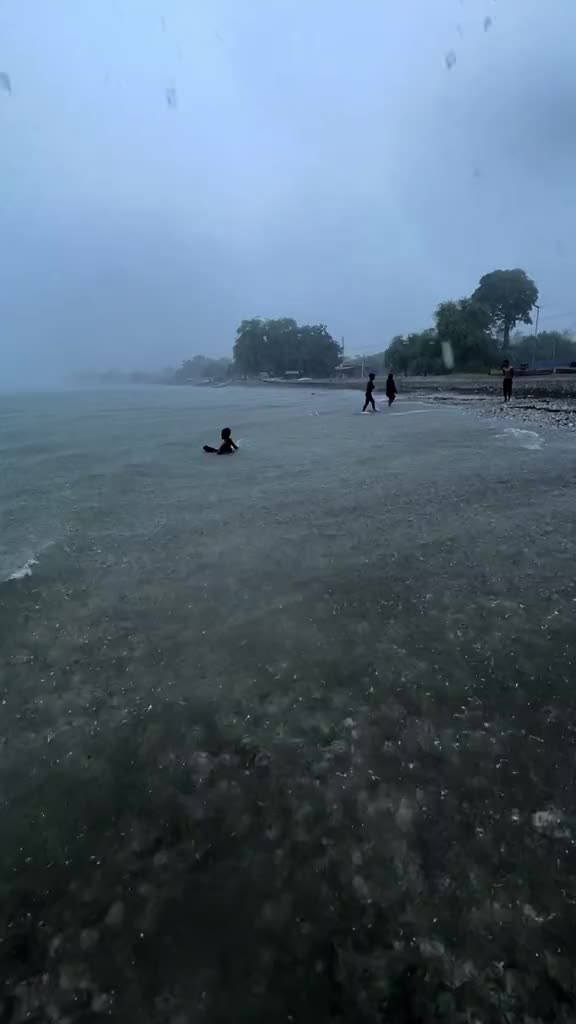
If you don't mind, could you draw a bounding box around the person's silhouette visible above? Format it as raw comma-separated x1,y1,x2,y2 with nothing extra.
362,373,377,412
501,360,514,402
386,373,398,407
203,427,239,454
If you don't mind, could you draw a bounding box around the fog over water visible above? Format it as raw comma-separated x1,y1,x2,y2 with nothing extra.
2,0,576,384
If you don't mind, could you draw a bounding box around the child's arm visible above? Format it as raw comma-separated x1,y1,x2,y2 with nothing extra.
231,439,239,450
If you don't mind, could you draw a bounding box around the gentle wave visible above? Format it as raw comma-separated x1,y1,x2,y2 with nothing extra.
1,540,56,584
7,557,38,581
497,427,544,451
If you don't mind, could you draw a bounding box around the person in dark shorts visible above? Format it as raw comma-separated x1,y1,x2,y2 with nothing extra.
385,372,398,407
203,427,238,454
362,373,377,412
501,360,514,402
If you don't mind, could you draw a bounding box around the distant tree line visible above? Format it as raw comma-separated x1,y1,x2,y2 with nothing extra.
167,318,342,384
508,330,576,367
380,268,543,376
73,368,175,386
171,354,234,383
233,318,342,378
152,268,576,385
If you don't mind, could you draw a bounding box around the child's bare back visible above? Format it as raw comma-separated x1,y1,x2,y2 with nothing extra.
203,427,238,455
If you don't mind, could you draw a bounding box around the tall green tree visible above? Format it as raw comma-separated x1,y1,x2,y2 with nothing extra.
233,319,268,375
385,335,412,375
386,331,442,375
264,318,299,376
435,299,495,369
472,269,538,348
404,329,442,374
297,324,342,377
233,317,341,377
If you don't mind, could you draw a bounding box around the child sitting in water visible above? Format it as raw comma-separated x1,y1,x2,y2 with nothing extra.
203,427,238,455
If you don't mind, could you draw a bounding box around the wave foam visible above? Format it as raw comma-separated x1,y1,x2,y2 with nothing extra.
7,557,38,581
497,427,543,451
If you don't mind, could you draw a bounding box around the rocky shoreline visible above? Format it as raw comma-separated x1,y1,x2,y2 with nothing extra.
409,381,576,432
288,374,576,431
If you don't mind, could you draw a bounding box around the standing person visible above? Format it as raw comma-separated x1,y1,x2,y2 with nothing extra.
362,373,377,413
385,373,398,407
501,359,514,402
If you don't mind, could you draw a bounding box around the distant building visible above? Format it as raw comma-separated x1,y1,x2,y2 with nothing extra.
534,359,576,371
515,359,576,376
335,363,362,379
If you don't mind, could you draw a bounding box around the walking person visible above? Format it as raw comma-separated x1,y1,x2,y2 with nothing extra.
385,372,398,407
501,359,514,402
362,373,377,413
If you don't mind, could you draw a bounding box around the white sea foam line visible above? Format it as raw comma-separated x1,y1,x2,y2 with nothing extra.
496,427,543,451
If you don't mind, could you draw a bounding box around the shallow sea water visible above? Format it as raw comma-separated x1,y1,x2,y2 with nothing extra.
2,386,576,1023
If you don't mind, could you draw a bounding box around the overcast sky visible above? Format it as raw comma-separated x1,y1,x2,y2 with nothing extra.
2,0,576,382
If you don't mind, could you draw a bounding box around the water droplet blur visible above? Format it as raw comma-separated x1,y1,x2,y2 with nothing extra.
445,50,457,70
441,340,455,370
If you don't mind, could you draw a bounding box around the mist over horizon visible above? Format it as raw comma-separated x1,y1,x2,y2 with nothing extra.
3,0,576,387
